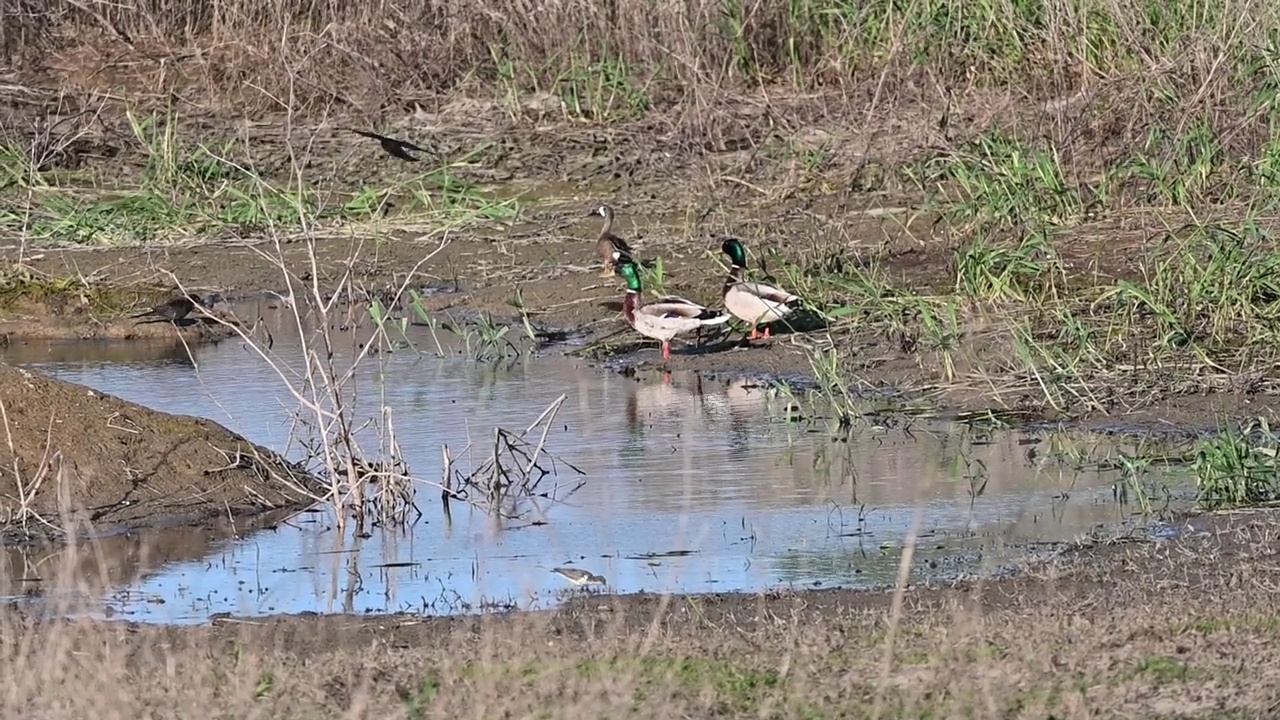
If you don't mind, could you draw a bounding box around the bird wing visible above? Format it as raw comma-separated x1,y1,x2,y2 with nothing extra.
605,233,633,254
644,301,707,320
645,298,727,324
653,294,703,307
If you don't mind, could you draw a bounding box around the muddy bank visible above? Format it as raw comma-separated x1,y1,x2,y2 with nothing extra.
1,79,1278,430
0,364,319,539
0,232,845,383
0,267,244,342
7,234,1280,434
0,312,237,342
3,507,1277,718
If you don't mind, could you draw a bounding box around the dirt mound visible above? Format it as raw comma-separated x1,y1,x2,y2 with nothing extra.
0,364,319,539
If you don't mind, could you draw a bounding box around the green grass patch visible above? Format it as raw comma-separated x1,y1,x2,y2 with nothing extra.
906,130,1086,231
1176,616,1280,635
764,216,1280,451
1127,655,1192,683
1193,417,1280,509
0,110,519,246
0,265,173,317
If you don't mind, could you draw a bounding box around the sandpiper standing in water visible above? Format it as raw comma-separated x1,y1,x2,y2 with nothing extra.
551,566,608,588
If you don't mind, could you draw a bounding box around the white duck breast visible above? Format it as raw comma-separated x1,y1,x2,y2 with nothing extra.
725,280,800,325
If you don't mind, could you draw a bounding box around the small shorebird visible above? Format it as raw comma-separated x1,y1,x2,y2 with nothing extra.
551,567,607,587
347,128,430,162
129,295,204,324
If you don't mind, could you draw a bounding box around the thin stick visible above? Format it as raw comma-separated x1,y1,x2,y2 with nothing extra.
871,508,923,720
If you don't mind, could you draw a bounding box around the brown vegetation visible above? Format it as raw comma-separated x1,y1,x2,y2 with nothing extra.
4,0,1276,182
1,507,1278,718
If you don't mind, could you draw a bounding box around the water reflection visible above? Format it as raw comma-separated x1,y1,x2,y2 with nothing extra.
0,314,1182,624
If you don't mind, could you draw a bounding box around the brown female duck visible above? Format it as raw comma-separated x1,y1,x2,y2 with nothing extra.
590,205,635,277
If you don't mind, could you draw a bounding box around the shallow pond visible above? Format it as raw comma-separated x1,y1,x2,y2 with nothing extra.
0,311,1188,624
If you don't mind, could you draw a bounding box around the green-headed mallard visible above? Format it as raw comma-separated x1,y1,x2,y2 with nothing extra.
614,254,730,361
720,238,801,340
591,205,635,278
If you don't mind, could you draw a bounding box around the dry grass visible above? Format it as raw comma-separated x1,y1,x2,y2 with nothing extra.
4,0,1278,158
2,507,1279,718
4,0,1278,230
3,8,1280,711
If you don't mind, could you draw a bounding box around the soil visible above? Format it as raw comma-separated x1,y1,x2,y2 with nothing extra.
0,363,319,539
2,68,1274,431
4,506,1279,718
6,203,1278,435
1,35,1278,720
0,266,244,343
0,88,1274,546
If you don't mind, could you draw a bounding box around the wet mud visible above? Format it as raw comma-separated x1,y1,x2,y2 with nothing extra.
0,364,320,541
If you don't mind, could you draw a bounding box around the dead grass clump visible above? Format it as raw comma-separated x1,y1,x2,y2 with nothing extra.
5,0,1278,133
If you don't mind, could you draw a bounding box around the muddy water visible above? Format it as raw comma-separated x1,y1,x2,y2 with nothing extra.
0,316,1188,623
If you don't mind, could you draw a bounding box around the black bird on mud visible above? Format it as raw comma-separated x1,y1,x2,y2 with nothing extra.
347,128,429,162
129,295,204,324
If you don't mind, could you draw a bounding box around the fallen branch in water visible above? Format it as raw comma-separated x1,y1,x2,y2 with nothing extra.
441,394,585,519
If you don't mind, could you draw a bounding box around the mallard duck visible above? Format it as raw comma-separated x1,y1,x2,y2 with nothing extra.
613,254,730,360
591,205,635,277
720,238,801,340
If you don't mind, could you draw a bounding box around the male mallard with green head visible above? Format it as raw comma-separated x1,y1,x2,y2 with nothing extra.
590,205,635,278
613,253,729,361
720,238,802,340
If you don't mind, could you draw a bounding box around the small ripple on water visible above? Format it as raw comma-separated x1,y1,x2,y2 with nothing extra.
0,319,1193,624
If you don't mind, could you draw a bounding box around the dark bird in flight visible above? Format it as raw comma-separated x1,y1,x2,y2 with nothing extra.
347,128,429,162
130,295,204,323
